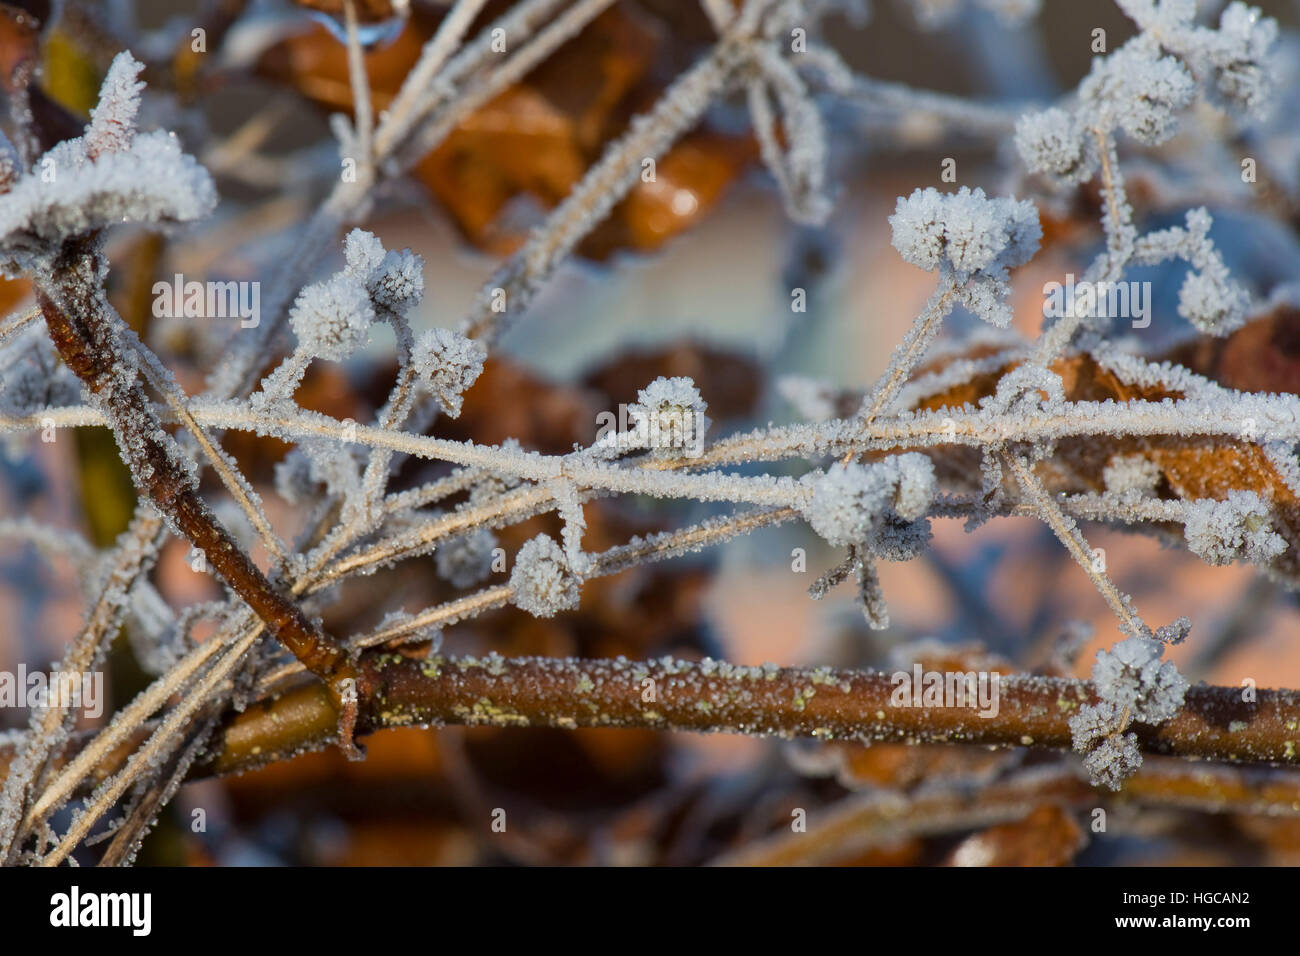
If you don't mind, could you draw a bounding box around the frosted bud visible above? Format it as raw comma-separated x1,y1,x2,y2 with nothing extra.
1209,3,1278,116
435,527,498,589
888,187,946,272
411,327,486,418
628,376,710,458
1081,732,1142,791
1177,270,1248,335
1183,491,1286,566
889,187,1040,282
290,273,374,361
371,248,424,312
509,534,580,617
801,453,936,548
342,228,386,281
1014,107,1093,183
1091,636,1187,724
343,229,425,313
1079,40,1195,146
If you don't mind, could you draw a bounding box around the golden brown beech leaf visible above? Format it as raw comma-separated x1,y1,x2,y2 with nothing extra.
256,5,755,257
0,276,31,315
943,804,1086,867
910,326,1300,583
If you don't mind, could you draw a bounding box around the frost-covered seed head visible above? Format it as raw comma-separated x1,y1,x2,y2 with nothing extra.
888,186,946,272
1082,731,1142,791
343,228,386,282
1068,700,1122,753
888,187,1040,283
509,534,580,618
1208,3,1278,116
289,273,374,362
943,187,1008,275
435,527,498,590
342,228,425,313
629,376,710,458
371,248,424,312
1177,270,1249,335
411,327,486,418
1079,39,1196,146
1183,490,1287,566
802,453,936,548
1014,107,1092,182
1091,636,1188,724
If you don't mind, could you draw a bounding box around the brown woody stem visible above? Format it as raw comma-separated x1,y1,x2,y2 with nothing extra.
37,240,357,712
3,655,1298,809
199,653,1300,776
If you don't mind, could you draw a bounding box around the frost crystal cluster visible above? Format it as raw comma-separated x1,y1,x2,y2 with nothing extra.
1070,636,1188,789
1183,491,1287,566
801,454,936,552
509,535,581,618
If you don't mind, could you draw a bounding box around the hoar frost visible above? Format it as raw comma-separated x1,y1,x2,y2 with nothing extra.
435,527,498,589
1183,490,1286,566
628,376,710,458
888,187,1039,327
509,534,581,618
412,328,486,418
289,273,374,362
801,453,936,551
343,228,425,313
1070,635,1188,790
